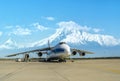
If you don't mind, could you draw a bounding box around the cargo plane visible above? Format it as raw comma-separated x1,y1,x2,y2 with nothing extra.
6,42,94,62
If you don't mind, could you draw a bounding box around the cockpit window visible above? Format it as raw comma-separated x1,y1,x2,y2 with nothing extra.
56,48,65,52
52,48,65,53
59,42,66,45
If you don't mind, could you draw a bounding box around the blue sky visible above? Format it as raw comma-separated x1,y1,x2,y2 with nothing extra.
0,0,120,37
0,0,120,57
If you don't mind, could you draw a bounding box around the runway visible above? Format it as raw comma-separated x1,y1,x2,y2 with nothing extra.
0,59,120,81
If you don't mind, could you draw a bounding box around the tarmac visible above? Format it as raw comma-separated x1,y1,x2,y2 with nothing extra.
0,59,120,81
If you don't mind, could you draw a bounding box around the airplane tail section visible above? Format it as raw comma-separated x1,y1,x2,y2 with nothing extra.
48,40,51,50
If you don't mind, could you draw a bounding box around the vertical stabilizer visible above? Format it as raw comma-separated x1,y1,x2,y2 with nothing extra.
48,40,50,50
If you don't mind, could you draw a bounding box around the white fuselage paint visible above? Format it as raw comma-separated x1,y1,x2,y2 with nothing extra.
47,43,71,60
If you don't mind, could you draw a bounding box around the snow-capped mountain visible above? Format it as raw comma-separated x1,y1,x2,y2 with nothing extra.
32,21,120,47
1,21,120,50
1,21,120,57
0,38,18,49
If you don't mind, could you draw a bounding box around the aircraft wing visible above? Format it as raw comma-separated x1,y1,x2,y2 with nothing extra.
71,48,94,54
6,47,53,57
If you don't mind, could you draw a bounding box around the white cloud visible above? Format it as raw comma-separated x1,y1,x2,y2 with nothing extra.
32,22,48,31
80,25,91,31
43,16,55,21
93,28,102,33
12,26,31,36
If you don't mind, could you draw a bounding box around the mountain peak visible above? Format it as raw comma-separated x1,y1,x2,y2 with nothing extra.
33,21,120,47
57,21,90,34
0,21,120,49
0,38,17,49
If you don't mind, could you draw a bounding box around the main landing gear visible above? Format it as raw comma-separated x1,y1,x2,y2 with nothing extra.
44,58,66,63
58,59,66,62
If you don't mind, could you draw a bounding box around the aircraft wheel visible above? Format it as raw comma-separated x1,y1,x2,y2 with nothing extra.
47,59,51,62
58,59,63,62
64,60,66,62
59,59,66,62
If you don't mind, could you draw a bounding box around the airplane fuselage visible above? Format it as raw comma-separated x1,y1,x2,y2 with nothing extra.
46,42,71,61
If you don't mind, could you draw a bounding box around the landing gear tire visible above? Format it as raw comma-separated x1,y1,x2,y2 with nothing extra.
58,59,66,62
58,59,62,62
47,59,51,62
63,59,66,62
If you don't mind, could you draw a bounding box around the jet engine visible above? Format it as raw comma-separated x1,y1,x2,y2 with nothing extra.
79,52,85,56
72,51,77,55
25,54,29,58
38,52,42,57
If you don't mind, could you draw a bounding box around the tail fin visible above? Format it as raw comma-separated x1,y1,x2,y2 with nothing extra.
48,40,50,50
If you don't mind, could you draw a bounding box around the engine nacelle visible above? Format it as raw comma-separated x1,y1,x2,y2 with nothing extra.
24,54,29,59
72,51,77,55
38,52,42,57
24,54,30,62
80,52,86,56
